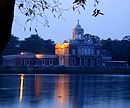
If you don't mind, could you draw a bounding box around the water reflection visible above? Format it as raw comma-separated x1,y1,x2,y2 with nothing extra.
19,74,24,102
0,74,130,108
70,75,85,108
55,75,69,108
35,75,42,97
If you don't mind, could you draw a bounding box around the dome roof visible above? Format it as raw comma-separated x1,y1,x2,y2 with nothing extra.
73,20,84,30
72,20,84,39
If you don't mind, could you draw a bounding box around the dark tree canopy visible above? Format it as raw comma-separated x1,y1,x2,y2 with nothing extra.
2,35,20,55
3,34,55,54
20,34,55,53
101,38,130,65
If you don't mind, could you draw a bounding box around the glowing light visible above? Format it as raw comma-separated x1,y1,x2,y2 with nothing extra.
19,74,24,103
20,52,24,55
35,54,44,58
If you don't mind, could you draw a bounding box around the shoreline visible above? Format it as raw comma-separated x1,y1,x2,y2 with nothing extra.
0,66,130,75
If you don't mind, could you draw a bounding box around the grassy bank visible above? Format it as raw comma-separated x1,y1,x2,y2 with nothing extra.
0,66,130,75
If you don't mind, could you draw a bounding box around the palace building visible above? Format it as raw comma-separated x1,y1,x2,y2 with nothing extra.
2,21,111,67
55,20,102,67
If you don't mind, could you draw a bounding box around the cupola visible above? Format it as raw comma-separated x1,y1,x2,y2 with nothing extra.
72,20,84,39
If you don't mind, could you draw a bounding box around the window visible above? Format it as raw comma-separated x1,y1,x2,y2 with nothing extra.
22,59,26,65
42,59,45,65
91,49,94,55
78,48,81,55
81,47,85,55
49,59,53,65
72,58,76,65
88,48,91,55
26,59,30,65
88,58,91,64
85,48,88,55
72,49,76,55
97,50,100,55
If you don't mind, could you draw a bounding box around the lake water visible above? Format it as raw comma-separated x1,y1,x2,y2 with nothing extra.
0,74,130,108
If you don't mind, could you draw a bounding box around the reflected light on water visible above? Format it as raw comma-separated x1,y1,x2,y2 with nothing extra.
1,74,130,108
35,75,42,97
55,76,69,108
19,74,24,103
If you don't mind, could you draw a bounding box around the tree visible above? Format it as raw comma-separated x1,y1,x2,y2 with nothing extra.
2,35,21,55
101,38,112,51
128,46,130,65
20,34,55,53
0,0,15,54
0,0,102,54
2,34,55,54
101,38,130,65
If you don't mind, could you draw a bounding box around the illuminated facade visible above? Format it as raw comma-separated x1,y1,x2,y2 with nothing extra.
3,52,58,67
55,21,102,67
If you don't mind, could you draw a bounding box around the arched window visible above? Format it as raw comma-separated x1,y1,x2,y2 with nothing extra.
49,59,53,65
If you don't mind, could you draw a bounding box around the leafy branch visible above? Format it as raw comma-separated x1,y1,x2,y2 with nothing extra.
15,0,104,33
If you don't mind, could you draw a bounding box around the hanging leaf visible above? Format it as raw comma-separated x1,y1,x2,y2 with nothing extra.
94,4,96,7
25,12,28,16
45,6,48,9
58,15,61,19
92,12,96,16
95,0,99,4
81,0,86,4
25,18,31,23
35,29,38,33
73,0,86,4
73,6,75,11
99,12,104,15
33,5,37,9
81,4,85,10
29,9,33,15
44,1,48,5
29,27,31,31
93,9,97,13
53,15,56,18
52,8,54,13
42,7,45,11
19,4,23,9
73,0,79,4
78,10,80,14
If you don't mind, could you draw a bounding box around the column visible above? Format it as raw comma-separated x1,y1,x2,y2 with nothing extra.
84,57,86,66
91,57,94,67
79,57,82,66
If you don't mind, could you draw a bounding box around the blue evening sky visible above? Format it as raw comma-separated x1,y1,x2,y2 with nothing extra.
12,0,130,43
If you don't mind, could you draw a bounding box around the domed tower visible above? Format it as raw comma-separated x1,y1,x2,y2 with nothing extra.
72,20,84,39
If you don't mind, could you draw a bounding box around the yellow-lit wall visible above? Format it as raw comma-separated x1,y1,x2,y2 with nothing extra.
55,43,70,55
